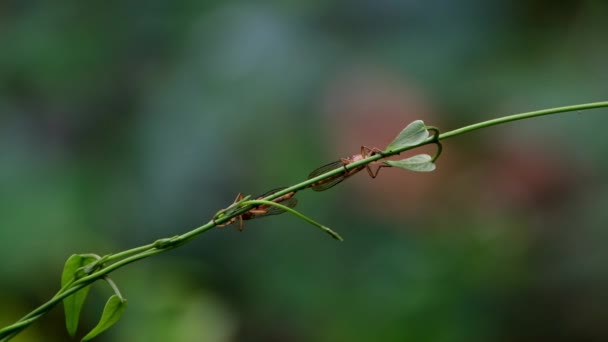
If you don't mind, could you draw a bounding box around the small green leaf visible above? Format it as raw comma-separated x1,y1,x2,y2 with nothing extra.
81,295,127,341
62,254,97,337
385,120,429,152
385,154,436,172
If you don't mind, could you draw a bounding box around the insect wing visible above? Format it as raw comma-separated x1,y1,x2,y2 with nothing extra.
242,187,297,219
308,160,344,179
256,187,287,199
259,197,298,217
307,160,349,191
222,204,247,217
229,187,286,217
311,175,348,191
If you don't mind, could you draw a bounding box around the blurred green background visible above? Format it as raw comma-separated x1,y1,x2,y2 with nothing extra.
1,1,608,341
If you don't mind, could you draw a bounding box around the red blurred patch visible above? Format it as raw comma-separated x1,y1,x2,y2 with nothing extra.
319,67,447,220
482,140,583,212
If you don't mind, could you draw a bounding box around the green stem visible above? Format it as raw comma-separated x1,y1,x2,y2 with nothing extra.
103,243,157,264
0,315,42,341
2,101,607,341
438,101,608,140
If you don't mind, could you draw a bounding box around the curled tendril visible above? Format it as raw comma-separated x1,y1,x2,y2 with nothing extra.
425,126,443,162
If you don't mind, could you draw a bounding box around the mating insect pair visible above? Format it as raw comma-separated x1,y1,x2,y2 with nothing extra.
215,146,384,230
214,188,298,231
216,126,441,230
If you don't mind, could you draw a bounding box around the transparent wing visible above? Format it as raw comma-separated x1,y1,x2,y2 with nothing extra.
241,187,298,219
310,175,348,191
256,187,288,199
259,198,298,216
307,161,349,191
308,160,344,179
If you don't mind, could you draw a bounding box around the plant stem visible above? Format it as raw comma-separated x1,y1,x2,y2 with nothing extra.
1,101,607,341
438,101,608,140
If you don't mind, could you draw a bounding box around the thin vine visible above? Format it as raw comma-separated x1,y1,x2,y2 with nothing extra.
1,101,607,341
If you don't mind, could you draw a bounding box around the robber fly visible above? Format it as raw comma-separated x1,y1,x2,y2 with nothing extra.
306,146,386,191
214,187,298,231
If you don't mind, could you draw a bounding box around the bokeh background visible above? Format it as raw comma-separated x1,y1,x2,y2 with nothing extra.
1,1,608,341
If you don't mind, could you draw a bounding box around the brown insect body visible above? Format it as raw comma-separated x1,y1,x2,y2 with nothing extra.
216,188,297,231
307,146,386,191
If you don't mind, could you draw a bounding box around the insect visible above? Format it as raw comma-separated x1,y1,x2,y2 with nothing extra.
307,146,386,191
214,187,298,231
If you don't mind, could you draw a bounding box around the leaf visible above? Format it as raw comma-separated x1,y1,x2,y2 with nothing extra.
385,120,429,152
385,154,436,172
62,254,97,337
81,295,127,341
